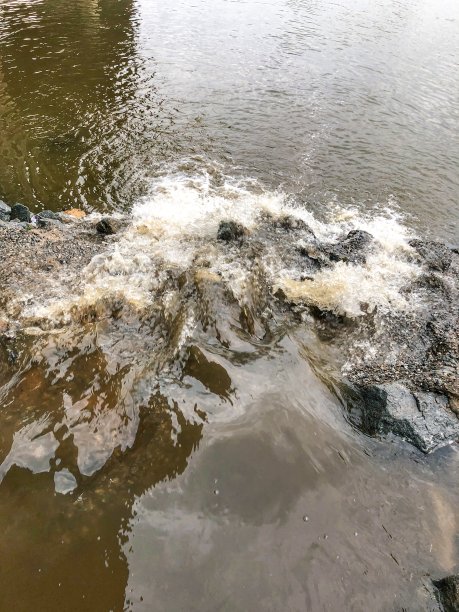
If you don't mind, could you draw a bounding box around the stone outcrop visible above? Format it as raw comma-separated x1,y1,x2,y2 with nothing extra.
433,575,459,612
347,383,459,453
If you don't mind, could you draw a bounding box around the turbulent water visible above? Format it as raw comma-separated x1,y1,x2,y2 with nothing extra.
0,0,458,610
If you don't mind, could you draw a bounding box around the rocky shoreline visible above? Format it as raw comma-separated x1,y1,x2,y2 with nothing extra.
258,215,459,457
341,236,459,455
0,204,102,321
1,201,458,458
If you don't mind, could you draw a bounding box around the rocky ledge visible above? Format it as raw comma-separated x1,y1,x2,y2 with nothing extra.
322,230,457,454
308,224,457,454
0,200,457,456
217,215,459,455
343,236,459,454
433,575,459,612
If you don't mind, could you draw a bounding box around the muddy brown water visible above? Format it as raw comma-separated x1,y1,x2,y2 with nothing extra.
0,0,458,610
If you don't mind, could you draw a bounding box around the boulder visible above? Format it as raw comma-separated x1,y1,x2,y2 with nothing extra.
10,204,31,223
433,575,459,612
409,239,453,272
348,382,459,453
217,220,245,242
96,218,120,235
37,210,62,228
276,214,315,236
325,230,373,264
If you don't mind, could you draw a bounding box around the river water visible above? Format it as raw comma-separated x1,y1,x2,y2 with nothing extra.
0,0,458,610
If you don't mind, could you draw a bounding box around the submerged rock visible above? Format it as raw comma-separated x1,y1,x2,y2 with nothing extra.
348,382,459,453
10,203,31,223
217,220,245,242
433,575,459,612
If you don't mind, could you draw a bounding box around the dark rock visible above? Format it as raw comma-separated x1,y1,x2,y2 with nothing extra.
410,272,450,295
10,204,31,223
297,242,330,269
310,306,355,341
409,239,453,272
96,217,123,235
348,382,459,453
45,131,79,151
217,220,245,242
433,575,459,612
325,230,373,264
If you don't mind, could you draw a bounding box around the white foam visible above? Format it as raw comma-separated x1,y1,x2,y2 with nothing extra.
21,166,421,324
279,253,419,317
131,170,285,238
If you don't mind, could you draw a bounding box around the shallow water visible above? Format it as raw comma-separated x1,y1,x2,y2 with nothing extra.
0,0,458,610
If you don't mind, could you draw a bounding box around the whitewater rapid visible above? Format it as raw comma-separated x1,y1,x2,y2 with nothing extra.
20,164,422,329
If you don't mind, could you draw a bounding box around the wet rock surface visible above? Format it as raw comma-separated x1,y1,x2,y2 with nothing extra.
37,217,63,229
323,229,373,264
347,383,459,453
246,215,459,453
433,575,459,612
37,209,60,221
217,220,246,242
0,201,10,222
96,217,125,235
410,239,453,272
340,241,459,453
285,228,374,268
275,214,316,237
0,205,457,455
10,203,31,222
0,220,104,325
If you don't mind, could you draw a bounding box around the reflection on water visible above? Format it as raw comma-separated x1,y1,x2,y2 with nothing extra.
1,278,458,609
0,0,458,609
1,0,459,237
0,0,198,211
